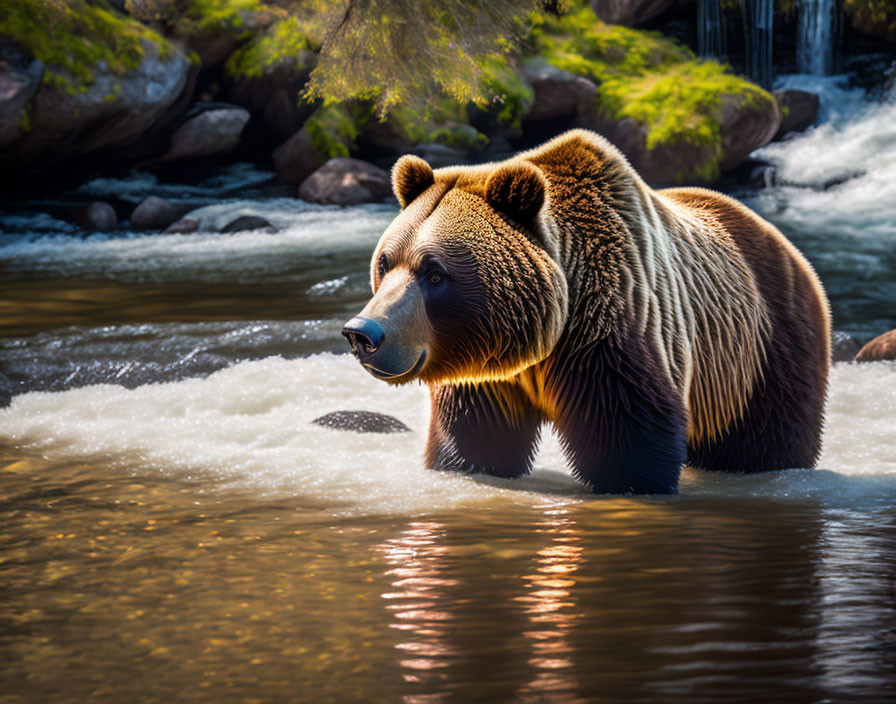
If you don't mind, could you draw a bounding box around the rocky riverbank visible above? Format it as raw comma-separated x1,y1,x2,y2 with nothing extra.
1,0,875,202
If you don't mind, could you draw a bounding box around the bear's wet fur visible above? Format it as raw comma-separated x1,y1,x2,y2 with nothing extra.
352,130,830,494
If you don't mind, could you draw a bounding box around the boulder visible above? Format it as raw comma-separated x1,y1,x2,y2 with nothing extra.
224,41,316,144
0,39,43,147
74,201,118,232
522,58,599,122
161,103,250,161
855,330,896,362
273,126,325,185
717,91,782,171
130,196,193,230
408,143,467,168
299,158,391,205
312,410,410,434
589,0,676,26
0,39,191,183
773,89,819,139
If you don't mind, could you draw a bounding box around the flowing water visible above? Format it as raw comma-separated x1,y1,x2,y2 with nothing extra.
2,83,896,701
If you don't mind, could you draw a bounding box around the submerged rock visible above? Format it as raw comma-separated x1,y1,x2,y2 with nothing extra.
162,103,250,161
831,330,862,363
855,329,896,362
312,410,410,434
74,201,118,232
220,215,274,233
299,158,391,205
162,217,200,234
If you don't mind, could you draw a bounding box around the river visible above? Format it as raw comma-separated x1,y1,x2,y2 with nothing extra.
1,77,895,701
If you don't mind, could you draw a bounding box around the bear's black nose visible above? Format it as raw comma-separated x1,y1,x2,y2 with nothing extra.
342,317,385,360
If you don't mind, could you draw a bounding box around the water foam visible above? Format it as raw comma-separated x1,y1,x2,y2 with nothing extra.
1,356,893,515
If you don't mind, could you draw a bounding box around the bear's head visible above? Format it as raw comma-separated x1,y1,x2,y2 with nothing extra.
343,155,568,385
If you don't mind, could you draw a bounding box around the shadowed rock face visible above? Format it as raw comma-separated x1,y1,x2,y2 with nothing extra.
312,410,411,434
856,329,896,362
299,158,391,205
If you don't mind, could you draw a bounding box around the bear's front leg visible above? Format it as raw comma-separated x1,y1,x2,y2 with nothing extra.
550,339,688,494
426,382,543,478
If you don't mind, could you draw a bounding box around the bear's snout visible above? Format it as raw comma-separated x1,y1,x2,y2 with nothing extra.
343,316,385,360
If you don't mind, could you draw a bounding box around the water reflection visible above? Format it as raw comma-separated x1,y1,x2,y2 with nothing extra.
515,508,586,704
378,521,456,703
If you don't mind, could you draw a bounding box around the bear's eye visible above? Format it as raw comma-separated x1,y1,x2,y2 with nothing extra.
428,271,443,285
377,254,389,280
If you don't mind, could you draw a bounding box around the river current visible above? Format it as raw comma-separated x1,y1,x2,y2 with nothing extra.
1,76,895,701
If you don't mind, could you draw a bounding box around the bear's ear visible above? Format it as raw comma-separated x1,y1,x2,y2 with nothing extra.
484,161,546,225
392,155,435,209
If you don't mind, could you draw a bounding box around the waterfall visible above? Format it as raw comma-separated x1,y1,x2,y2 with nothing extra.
697,0,727,60
797,0,839,75
744,0,774,88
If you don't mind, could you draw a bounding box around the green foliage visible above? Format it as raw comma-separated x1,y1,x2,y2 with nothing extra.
532,0,774,180
305,103,361,159
0,0,169,94
224,14,317,78
304,0,540,116
481,56,534,126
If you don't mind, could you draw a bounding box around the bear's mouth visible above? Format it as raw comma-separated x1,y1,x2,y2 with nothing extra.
364,351,427,383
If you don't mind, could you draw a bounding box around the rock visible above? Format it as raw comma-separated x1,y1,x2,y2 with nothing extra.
589,0,676,26
130,196,193,230
0,39,43,147
74,201,118,232
220,215,274,233
717,91,781,172
299,158,392,205
408,143,467,168
844,0,896,40
224,32,317,144
855,329,896,362
832,330,861,362
578,79,779,184
522,58,599,122
0,37,191,184
312,410,410,434
773,89,819,139
161,103,250,161
273,126,324,185
162,217,200,234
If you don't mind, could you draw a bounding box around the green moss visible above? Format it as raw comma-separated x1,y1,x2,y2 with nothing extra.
224,14,318,79
843,0,896,36
305,103,361,160
531,1,775,181
182,0,261,33
0,0,170,94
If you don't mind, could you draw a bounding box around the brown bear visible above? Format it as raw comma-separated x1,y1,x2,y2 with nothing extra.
343,130,831,494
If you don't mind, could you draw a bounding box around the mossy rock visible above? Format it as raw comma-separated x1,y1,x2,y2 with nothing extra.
0,0,172,95
529,1,779,183
0,0,191,180
843,0,896,38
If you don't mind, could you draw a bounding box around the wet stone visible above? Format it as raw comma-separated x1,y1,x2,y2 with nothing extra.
312,410,410,434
